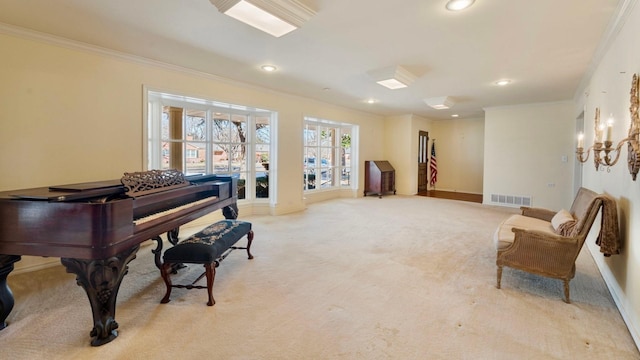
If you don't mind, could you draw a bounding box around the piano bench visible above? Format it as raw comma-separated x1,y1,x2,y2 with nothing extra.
160,220,254,306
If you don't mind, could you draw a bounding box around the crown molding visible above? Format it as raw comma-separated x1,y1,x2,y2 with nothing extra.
573,0,639,103
0,22,235,84
0,21,383,119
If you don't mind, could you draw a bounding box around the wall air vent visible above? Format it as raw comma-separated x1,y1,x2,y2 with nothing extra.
489,193,532,208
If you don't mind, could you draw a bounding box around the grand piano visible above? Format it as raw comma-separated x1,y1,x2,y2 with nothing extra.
0,169,238,346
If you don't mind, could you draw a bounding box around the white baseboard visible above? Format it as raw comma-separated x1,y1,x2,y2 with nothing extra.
588,245,640,350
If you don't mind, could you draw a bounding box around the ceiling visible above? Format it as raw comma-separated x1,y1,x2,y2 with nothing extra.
0,0,622,119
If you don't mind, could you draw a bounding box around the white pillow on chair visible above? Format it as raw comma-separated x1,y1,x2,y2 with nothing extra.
551,209,574,231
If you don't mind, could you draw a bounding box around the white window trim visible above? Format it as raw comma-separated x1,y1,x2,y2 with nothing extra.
303,116,357,193
143,86,276,205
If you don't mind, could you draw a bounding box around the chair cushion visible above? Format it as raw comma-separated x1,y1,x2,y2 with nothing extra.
493,214,554,250
163,220,252,263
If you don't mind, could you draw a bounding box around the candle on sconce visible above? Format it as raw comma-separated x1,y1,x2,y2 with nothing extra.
606,116,614,142
577,132,584,148
597,124,605,142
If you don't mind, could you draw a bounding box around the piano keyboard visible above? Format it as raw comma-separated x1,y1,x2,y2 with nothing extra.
133,196,218,226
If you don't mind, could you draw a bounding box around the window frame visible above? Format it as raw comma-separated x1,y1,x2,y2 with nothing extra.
145,89,276,203
303,116,356,192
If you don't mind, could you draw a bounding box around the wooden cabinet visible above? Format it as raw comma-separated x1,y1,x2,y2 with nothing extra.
364,160,396,198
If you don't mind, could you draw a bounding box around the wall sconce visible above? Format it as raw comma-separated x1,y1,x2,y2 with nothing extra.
576,73,640,180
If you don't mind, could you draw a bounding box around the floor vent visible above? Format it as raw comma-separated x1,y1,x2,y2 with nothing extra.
490,193,532,208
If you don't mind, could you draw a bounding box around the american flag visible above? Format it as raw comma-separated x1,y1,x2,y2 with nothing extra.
429,142,437,187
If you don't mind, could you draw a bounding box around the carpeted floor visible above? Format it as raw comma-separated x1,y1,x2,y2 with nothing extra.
1,195,638,359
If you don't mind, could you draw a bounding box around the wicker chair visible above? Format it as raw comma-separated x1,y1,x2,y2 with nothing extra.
495,187,605,303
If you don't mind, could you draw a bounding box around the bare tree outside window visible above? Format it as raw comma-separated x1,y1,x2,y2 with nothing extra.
149,91,274,201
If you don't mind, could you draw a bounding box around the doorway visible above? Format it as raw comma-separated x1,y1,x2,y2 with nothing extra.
418,131,429,193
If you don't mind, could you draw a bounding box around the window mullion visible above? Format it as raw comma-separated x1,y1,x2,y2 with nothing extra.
149,101,162,169
247,115,255,200
206,110,212,174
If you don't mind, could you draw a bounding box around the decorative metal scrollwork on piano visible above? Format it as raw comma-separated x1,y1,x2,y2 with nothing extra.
121,169,189,197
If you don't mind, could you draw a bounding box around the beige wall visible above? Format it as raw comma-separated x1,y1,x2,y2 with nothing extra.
483,102,576,211
383,114,413,195
0,31,385,202
0,30,384,271
383,114,485,197
576,1,640,346
431,117,484,194
385,115,485,196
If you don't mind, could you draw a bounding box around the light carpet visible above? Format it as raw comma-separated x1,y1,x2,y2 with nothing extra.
1,195,638,359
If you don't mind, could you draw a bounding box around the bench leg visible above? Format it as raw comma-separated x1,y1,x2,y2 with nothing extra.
246,230,254,260
204,263,216,306
160,262,173,304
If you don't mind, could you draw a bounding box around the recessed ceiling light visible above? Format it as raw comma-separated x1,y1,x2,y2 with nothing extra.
366,99,377,104
367,66,417,90
495,79,511,86
451,114,459,118
424,96,455,109
446,0,475,11
209,0,316,38
261,64,277,72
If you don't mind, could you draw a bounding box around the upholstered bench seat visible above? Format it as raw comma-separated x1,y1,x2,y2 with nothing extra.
493,214,554,250
160,220,254,306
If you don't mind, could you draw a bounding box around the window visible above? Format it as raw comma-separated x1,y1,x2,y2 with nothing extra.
303,117,356,191
147,91,275,201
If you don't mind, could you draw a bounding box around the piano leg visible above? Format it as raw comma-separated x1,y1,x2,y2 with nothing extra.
61,245,139,346
167,228,180,245
151,235,164,270
152,233,186,273
0,255,21,330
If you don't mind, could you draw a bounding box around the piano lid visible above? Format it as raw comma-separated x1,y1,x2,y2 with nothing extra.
49,179,123,192
4,179,125,202
1,171,234,202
